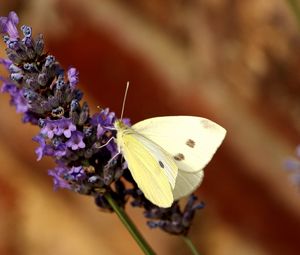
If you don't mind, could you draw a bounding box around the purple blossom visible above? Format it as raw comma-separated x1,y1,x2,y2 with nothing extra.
284,145,300,187
0,58,12,69
0,11,204,239
34,133,69,161
40,118,77,139
33,135,55,161
68,166,86,181
22,112,39,125
91,108,116,138
52,142,68,158
67,67,79,89
48,166,71,190
0,11,19,39
12,89,28,113
285,158,300,171
9,63,22,73
56,118,76,138
10,72,23,81
0,77,28,113
0,78,17,94
285,145,300,170
66,131,86,150
33,135,46,161
41,119,58,139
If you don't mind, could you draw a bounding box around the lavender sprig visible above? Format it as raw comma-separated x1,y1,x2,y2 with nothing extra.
0,11,123,199
0,11,203,254
284,145,300,188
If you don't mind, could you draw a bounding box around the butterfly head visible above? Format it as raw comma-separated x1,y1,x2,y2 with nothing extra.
114,119,127,131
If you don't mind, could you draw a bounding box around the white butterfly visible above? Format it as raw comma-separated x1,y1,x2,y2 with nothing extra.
114,116,226,208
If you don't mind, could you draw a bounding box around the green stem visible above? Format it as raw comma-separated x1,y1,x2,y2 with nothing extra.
287,0,300,27
104,193,156,255
182,235,201,255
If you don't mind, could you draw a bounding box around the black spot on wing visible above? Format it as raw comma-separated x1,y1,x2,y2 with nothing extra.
186,139,195,148
174,153,185,161
159,160,164,168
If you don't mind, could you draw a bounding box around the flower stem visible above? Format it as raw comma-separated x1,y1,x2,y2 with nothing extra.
286,0,300,27
182,235,201,255
104,193,156,255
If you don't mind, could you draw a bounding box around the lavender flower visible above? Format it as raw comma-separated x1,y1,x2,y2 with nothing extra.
48,166,71,190
58,118,77,138
0,11,19,39
66,131,86,150
284,145,300,187
67,67,79,89
41,119,59,139
126,175,204,235
34,134,53,161
0,58,12,69
146,195,205,235
68,166,86,181
0,11,203,237
40,117,76,139
91,108,116,138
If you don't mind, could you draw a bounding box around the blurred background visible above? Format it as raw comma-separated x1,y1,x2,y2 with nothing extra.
1,0,300,254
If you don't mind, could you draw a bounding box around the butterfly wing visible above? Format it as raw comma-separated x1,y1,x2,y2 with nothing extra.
132,116,226,173
132,116,226,199
117,127,178,208
173,170,203,200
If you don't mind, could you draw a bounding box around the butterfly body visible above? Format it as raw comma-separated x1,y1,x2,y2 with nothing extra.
114,116,226,208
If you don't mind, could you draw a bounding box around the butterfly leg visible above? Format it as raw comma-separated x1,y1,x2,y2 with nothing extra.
96,137,122,166
95,137,122,166
95,137,115,149
106,151,121,165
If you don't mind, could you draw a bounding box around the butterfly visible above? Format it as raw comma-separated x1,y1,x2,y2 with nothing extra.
114,116,226,208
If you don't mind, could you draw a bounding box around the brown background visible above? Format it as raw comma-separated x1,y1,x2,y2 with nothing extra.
1,0,300,254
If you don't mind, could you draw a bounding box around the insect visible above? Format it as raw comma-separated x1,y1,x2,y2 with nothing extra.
114,116,226,208
113,83,226,208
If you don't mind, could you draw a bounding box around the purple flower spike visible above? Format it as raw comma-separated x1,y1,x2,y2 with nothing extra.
0,78,17,94
33,135,46,161
67,67,79,89
12,89,28,113
0,79,28,113
284,145,300,190
33,134,68,161
91,108,116,138
48,167,71,190
0,11,204,238
68,166,86,181
66,131,86,150
33,135,56,161
41,119,58,139
0,58,12,69
53,142,68,158
0,11,19,39
56,118,76,138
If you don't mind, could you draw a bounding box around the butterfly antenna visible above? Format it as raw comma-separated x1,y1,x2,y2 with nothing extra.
120,81,130,120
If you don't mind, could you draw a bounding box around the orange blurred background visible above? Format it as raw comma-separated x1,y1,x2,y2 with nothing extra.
1,0,300,254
